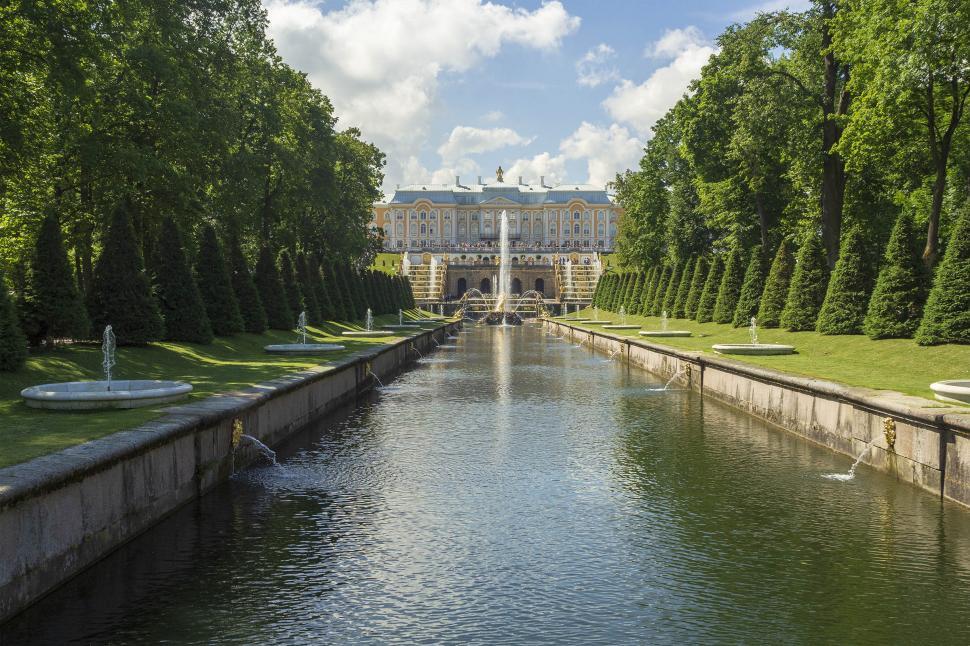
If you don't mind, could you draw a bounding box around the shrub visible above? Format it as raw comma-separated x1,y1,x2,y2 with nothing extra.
864,212,928,339
672,257,695,319
0,269,28,371
22,213,89,345
254,246,293,330
713,246,745,324
733,246,767,328
661,262,682,316
327,262,352,320
195,225,244,336
695,255,724,323
916,204,970,345
278,250,305,320
609,273,628,311
817,227,872,335
649,266,671,316
152,217,213,343
780,233,829,331
684,256,707,320
757,240,794,328
227,237,267,334
625,272,645,313
295,253,322,324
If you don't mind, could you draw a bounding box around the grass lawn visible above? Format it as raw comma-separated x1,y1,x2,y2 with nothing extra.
557,308,970,405
372,252,401,274
0,310,443,469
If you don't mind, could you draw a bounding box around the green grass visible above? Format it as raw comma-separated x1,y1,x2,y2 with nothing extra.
371,252,401,274
557,308,970,404
0,310,442,468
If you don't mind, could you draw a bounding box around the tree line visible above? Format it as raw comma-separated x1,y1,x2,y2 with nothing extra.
611,0,970,344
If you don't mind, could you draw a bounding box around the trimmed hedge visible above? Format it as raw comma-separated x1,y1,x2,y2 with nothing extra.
278,250,305,320
0,269,27,371
916,204,970,345
733,246,767,328
661,262,682,316
683,256,707,319
757,240,794,328
228,237,267,334
864,212,927,339
672,257,695,319
152,217,213,343
817,227,872,335
650,266,671,316
780,234,829,331
195,225,244,336
254,246,293,330
713,246,745,324
695,255,723,323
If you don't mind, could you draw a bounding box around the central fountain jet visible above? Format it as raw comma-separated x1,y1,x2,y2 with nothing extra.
486,209,523,325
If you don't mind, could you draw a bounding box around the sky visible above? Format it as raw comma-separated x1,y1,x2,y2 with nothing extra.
264,0,810,195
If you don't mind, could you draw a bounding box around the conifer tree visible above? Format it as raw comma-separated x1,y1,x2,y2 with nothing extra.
780,234,829,331
733,246,767,328
22,213,89,346
227,238,267,334
295,252,323,325
604,273,621,311
591,276,604,307
757,240,794,328
672,257,695,319
311,255,336,320
328,262,352,320
0,269,28,371
916,204,970,345
696,255,724,323
864,212,928,339
630,271,648,314
607,273,625,311
713,246,745,324
152,217,213,343
88,201,165,345
254,246,293,330
661,262,682,316
622,272,641,312
402,275,416,308
640,268,659,315
278,250,305,320
195,225,244,336
684,256,707,320
650,266,671,316
635,268,655,315
603,274,618,309
817,228,872,335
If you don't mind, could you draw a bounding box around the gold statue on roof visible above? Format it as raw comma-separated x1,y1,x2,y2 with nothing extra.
496,165,504,183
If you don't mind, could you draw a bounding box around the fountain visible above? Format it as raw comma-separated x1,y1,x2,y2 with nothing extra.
21,325,193,410
343,308,394,337
265,311,346,353
485,209,522,325
383,308,421,331
639,309,691,338
823,444,869,481
930,380,970,405
566,303,591,323
584,306,610,325
712,317,795,355
603,306,641,330
239,434,278,466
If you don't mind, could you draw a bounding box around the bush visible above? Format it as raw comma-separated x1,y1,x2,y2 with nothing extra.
327,262,351,320
625,272,645,313
649,266,670,316
733,246,767,328
781,234,829,331
22,213,89,345
684,256,707,320
609,273,628,312
695,255,724,323
817,227,872,335
636,268,656,315
295,253,322,324
672,257,695,319
152,217,213,343
757,240,794,328
0,269,28,371
227,237,267,334
661,262,682,316
195,225,244,336
278,250,305,320
864,212,928,339
916,204,970,345
713,246,745,324
254,246,293,330
603,273,619,310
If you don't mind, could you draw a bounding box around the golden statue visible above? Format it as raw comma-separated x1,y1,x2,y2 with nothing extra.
496,165,504,183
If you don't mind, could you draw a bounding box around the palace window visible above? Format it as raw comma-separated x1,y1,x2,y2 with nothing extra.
573,211,580,220
573,223,580,234
597,224,604,237
420,212,426,220
420,223,427,234
583,227,590,236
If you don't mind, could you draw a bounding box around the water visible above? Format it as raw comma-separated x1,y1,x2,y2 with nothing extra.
365,308,373,332
619,305,627,325
7,327,970,644
749,316,759,345
102,325,116,388
497,209,511,312
297,310,308,344
661,310,669,332
238,434,277,466
824,444,869,481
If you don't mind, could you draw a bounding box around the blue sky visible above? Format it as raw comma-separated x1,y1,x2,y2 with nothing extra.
264,0,809,194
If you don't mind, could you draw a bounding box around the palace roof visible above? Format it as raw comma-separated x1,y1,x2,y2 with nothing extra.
386,180,615,206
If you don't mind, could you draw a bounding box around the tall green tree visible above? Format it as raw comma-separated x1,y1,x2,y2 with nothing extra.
916,204,970,344
227,237,267,334
864,211,927,339
781,233,830,331
817,227,872,334
195,225,244,336
684,256,708,319
152,217,212,344
696,256,724,323
254,246,292,330
757,240,795,328
0,269,28,371
733,246,768,327
713,246,746,323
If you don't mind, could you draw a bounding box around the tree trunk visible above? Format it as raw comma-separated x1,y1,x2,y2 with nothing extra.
754,192,770,250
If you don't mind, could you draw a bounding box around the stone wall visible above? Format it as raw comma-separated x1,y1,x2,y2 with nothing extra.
0,323,458,623
545,320,970,508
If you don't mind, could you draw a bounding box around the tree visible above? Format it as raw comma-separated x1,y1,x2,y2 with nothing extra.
733,246,767,327
21,213,89,346
326,262,351,320
152,217,213,343
227,238,267,334
864,211,928,339
684,256,708,319
696,256,724,323
295,253,322,324
757,240,795,328
195,225,244,336
916,204,970,344
661,263,682,316
649,266,671,316
254,246,292,330
672,257,696,319
713,246,746,323
88,201,165,345
0,269,27,371
314,261,336,320
781,233,830,331
817,227,872,334
624,272,644,312
278,250,304,320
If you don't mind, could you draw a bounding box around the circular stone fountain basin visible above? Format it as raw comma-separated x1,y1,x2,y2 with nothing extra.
21,380,192,410
639,330,692,337
602,324,642,330
930,380,970,405
264,343,345,354
342,330,395,337
584,320,615,325
411,317,445,322
563,318,593,323
712,343,795,356
382,324,422,330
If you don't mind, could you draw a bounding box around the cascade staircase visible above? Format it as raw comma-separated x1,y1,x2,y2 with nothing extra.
555,261,601,306
404,259,446,305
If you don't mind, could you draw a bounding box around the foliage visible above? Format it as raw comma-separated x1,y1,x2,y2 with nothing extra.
757,240,795,328
864,212,927,339
916,204,970,344
254,247,293,330
0,270,27,371
227,237,267,334
672,257,696,319
696,255,724,323
817,227,872,334
152,217,213,344
295,253,322,325
195,225,244,336
713,246,746,324
781,234,830,331
733,246,767,327
661,263,682,316
278,251,305,321
684,256,708,319
649,266,671,316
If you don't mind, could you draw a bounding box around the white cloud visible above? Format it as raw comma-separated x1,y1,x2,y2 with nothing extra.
729,0,812,20
576,43,619,88
437,126,533,163
603,27,716,136
482,110,504,123
265,0,580,180
559,122,642,186
506,153,568,186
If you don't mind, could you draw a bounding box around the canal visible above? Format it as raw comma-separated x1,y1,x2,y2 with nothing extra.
5,325,970,644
